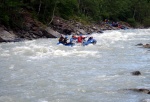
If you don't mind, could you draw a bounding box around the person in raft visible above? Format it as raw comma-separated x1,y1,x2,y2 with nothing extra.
58,35,64,44
69,35,77,44
63,36,68,45
77,34,86,43
58,35,69,45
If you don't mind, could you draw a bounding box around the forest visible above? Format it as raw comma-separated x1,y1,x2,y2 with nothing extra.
0,0,150,29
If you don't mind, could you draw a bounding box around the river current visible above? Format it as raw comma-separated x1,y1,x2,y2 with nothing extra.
0,29,150,102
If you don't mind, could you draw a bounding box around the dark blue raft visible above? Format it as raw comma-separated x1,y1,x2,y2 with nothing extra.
82,39,97,46
57,39,97,46
57,42,75,47
57,35,97,47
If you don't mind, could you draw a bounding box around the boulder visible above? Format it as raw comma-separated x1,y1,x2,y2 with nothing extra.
0,28,18,42
77,29,86,35
63,29,72,35
127,88,150,94
143,44,150,48
45,27,61,38
0,37,6,42
131,71,141,76
136,43,143,46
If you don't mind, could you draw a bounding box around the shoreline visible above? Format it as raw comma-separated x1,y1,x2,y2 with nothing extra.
0,16,146,43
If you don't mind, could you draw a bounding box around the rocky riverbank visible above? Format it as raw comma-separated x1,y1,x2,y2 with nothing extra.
0,14,131,43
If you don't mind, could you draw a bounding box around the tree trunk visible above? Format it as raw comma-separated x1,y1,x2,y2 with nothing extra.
133,8,136,19
37,0,42,15
48,1,57,25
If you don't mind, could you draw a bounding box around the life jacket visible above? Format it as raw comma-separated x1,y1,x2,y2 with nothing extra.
77,36,85,43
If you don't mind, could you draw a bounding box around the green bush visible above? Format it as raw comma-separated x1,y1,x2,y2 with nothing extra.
1,15,10,26
71,15,91,25
143,17,150,27
127,18,137,27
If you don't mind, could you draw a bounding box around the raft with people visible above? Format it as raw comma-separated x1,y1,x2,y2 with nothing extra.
57,34,97,47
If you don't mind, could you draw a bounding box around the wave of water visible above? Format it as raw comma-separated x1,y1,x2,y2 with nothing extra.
0,29,150,102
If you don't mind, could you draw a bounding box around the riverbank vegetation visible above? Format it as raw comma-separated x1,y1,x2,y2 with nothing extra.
0,0,150,29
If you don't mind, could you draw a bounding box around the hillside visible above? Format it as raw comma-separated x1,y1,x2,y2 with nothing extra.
0,10,132,43
0,0,150,42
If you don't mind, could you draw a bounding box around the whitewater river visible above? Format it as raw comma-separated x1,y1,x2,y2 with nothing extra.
0,29,150,102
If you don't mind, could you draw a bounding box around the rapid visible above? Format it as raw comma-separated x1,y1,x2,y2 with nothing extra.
0,29,150,102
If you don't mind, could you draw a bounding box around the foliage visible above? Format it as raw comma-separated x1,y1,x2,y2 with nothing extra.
0,0,23,27
0,0,150,28
143,17,150,27
56,0,78,19
127,18,137,27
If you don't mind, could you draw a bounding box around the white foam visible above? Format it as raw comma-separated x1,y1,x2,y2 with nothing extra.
142,99,150,102
38,99,48,102
9,65,14,70
0,29,150,102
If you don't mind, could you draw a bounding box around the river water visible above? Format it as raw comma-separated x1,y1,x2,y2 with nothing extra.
0,29,150,102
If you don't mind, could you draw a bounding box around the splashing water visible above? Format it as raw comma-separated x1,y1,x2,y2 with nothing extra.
0,29,150,102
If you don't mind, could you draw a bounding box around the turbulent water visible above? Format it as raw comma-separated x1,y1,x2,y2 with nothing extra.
0,29,150,102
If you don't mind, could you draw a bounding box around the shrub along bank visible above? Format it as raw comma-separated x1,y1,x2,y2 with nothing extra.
0,0,150,42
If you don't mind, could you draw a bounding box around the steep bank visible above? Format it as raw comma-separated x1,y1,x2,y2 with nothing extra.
0,13,132,43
